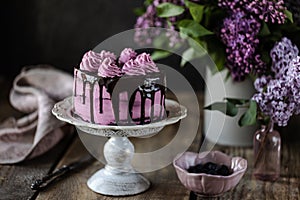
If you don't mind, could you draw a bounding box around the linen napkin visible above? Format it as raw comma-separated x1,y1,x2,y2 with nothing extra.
0,65,73,164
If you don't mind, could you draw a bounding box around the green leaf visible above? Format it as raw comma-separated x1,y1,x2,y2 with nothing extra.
183,0,198,7
184,1,205,23
238,100,257,127
204,102,238,117
209,49,225,72
196,39,208,50
224,70,231,82
284,10,293,23
197,35,226,73
151,50,171,60
133,7,146,16
225,98,249,105
156,3,185,18
180,48,194,66
166,20,173,28
178,19,214,38
261,50,271,64
144,0,154,6
180,40,207,66
259,22,270,36
190,5,204,23
187,38,207,56
180,48,199,66
206,43,225,72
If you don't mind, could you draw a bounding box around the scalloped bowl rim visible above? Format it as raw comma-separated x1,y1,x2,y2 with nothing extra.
173,152,247,179
173,151,248,195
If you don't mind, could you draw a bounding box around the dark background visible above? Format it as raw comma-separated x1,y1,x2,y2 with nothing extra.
0,0,143,78
0,0,205,92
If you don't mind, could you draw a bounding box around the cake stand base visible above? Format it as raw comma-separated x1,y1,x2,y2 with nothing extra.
87,168,150,196
52,97,187,196
87,136,150,196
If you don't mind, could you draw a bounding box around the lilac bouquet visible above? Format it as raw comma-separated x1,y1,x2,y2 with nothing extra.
134,0,300,127
253,37,300,126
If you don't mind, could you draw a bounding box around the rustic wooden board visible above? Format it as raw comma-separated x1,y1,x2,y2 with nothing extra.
35,137,100,200
0,132,74,200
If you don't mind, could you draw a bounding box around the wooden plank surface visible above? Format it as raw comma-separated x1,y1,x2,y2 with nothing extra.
0,130,75,200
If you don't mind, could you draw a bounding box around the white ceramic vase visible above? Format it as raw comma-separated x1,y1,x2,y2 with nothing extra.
204,69,257,146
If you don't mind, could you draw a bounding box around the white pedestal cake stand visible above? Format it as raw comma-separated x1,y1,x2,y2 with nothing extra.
52,97,187,196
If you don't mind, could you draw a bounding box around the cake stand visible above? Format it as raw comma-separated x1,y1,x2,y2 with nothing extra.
52,97,187,196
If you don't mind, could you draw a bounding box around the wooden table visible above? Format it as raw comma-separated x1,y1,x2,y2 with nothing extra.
0,77,299,200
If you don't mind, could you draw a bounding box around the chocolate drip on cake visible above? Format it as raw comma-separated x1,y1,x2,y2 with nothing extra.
99,85,103,113
140,90,146,124
79,71,98,123
150,90,155,121
81,73,87,104
128,92,135,125
89,81,96,123
73,68,166,125
128,82,166,125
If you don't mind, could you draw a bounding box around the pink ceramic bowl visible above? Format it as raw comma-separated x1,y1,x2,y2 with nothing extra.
173,151,247,196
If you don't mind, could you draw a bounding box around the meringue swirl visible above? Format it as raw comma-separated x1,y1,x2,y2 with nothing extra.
98,57,123,78
79,49,158,77
99,50,117,61
80,50,116,72
119,48,137,64
135,53,159,73
122,59,146,75
80,51,102,72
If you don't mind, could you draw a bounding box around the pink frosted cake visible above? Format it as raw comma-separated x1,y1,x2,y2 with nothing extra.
72,48,167,125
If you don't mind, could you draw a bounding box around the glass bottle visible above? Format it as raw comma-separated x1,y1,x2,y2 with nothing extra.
253,121,281,181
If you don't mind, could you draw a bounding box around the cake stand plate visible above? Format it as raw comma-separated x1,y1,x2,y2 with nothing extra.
52,97,187,196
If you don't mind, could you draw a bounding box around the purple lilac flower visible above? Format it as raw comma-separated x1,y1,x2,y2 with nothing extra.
218,0,287,24
286,56,300,104
247,0,286,24
270,37,299,78
252,79,295,126
134,0,184,47
271,100,294,126
253,38,300,126
252,93,272,116
135,5,162,46
266,79,289,100
254,75,272,92
287,56,300,85
220,11,266,81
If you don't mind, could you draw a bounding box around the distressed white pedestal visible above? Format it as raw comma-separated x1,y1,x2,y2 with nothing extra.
87,137,150,196
52,98,187,196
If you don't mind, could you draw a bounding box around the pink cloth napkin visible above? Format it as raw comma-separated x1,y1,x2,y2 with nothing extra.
0,65,73,164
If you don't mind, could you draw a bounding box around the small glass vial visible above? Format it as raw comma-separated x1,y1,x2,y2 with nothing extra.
253,121,281,181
